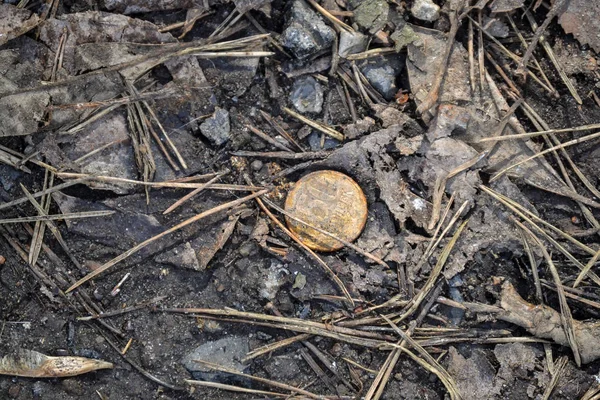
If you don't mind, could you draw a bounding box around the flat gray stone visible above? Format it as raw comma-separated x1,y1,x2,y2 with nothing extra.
290,76,324,113
200,108,231,146
280,0,335,60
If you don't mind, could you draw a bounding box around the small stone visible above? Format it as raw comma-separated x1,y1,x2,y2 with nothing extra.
238,242,254,257
251,160,263,171
200,108,231,146
280,0,335,60
360,55,404,100
95,335,105,344
8,385,21,398
411,0,440,22
182,336,250,382
256,331,273,341
339,30,368,57
62,379,84,396
307,131,339,151
354,0,389,33
290,76,324,113
483,17,509,38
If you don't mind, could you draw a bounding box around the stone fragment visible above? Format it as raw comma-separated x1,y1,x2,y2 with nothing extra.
354,0,389,33
411,0,440,22
289,76,324,113
182,336,250,383
338,30,368,57
200,108,231,146
280,0,335,60
359,55,404,100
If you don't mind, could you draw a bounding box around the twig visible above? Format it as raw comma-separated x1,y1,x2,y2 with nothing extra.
230,150,330,160
283,107,344,142
65,189,269,293
162,171,227,214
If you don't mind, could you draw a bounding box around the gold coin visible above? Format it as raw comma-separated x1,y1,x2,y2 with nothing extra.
284,170,368,252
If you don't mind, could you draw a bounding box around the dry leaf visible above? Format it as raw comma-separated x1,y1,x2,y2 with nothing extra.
0,4,40,46
0,349,113,378
558,0,600,53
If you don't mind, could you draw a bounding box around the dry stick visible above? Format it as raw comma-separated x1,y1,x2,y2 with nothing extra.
541,281,600,312
74,140,124,164
20,184,82,269
574,249,600,289
523,10,582,104
370,285,444,400
514,220,582,366
193,360,327,399
162,171,227,215
243,333,312,362
185,380,289,398
397,220,469,323
0,211,117,225
252,195,353,305
259,110,305,152
517,0,565,74
480,185,598,259
484,50,521,95
490,130,600,183
56,172,262,191
29,171,51,267
283,107,344,142
517,102,600,201
246,124,293,152
140,108,180,172
305,0,353,32
142,101,188,170
416,2,464,115
506,14,557,97
261,198,389,269
65,189,269,293
477,10,485,93
478,123,600,143
231,150,330,160
519,229,555,373
383,316,462,400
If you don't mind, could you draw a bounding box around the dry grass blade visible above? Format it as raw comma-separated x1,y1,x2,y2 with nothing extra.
56,172,263,191
163,171,227,214
0,211,115,224
246,124,293,152
20,184,82,269
382,316,462,400
283,107,344,142
193,360,325,399
480,185,597,256
573,249,600,288
580,382,600,400
259,110,305,152
186,380,290,397
243,333,311,362
65,189,269,293
143,101,188,170
0,349,112,377
28,171,52,266
255,196,353,305
517,220,582,366
478,123,600,143
542,356,568,400
305,0,353,32
490,129,600,182
397,220,468,323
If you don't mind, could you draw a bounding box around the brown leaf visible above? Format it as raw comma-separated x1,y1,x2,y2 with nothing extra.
0,349,113,378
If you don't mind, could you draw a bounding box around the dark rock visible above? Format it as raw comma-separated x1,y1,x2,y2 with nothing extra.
359,55,404,100
200,108,231,146
290,76,324,113
182,336,250,383
307,131,340,151
280,0,335,60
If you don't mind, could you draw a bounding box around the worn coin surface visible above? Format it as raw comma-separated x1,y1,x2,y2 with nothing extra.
284,170,368,252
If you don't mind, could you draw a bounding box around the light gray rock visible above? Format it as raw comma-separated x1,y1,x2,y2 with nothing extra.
338,30,368,57
411,0,440,22
290,76,324,113
200,108,231,146
280,0,335,60
182,336,250,383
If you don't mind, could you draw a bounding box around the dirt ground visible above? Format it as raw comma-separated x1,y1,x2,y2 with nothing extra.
1,0,600,399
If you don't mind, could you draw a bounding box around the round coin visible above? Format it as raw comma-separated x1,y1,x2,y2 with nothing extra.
284,170,368,252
